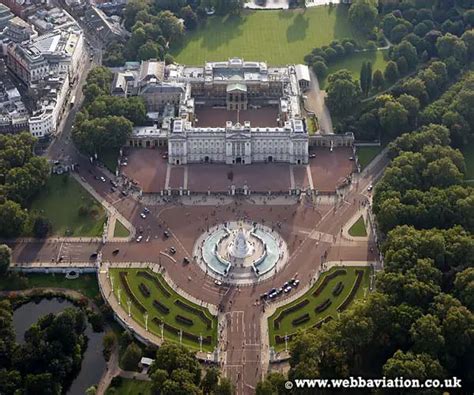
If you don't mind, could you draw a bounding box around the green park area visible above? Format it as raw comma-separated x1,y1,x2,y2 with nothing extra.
110,268,218,352
348,216,367,237
268,266,370,351
30,175,106,237
356,145,382,169
172,6,364,65
114,220,130,237
320,49,389,89
0,273,100,299
106,379,152,395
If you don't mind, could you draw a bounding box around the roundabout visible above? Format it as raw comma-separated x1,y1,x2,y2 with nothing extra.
194,221,289,285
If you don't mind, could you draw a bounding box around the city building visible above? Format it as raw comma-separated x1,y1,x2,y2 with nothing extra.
0,3,13,31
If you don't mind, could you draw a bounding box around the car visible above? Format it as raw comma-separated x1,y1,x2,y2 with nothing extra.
140,213,146,219
309,153,316,158
183,257,190,264
349,156,355,161
268,292,276,299
110,187,116,193
269,288,277,294
283,281,289,288
367,184,373,192
100,176,106,182
90,252,98,259
121,190,128,196
136,235,143,242
94,175,99,180
284,286,292,293
289,278,296,285
53,160,60,165
169,247,176,254
214,279,223,286
260,293,267,300
277,288,283,295
163,230,170,238
162,154,168,159
110,180,118,187
143,207,150,214
112,249,120,255
293,279,300,287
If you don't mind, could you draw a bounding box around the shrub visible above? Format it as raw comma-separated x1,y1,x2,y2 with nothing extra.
176,314,194,326
153,300,170,314
332,281,344,296
337,270,364,312
138,282,150,297
292,313,310,327
315,298,332,313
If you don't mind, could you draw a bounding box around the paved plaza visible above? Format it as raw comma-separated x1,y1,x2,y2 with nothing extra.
194,107,280,128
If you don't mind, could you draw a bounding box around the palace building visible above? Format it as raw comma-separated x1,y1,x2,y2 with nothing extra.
115,58,312,165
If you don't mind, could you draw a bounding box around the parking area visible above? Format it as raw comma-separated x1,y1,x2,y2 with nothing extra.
121,148,168,193
309,147,355,192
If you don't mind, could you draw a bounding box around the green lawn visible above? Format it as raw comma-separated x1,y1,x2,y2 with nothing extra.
172,6,365,65
320,49,389,89
0,273,100,299
30,175,106,237
268,267,370,351
356,145,382,170
462,143,474,180
348,216,367,237
106,379,152,395
110,269,218,352
114,220,130,238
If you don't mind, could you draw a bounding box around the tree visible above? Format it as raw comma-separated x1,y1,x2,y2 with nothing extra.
312,61,328,79
201,367,220,394
138,41,162,61
181,6,198,30
372,69,384,90
325,70,361,117
409,314,445,356
120,342,142,371
383,351,445,380
378,99,409,138
392,40,418,70
256,372,286,395
360,62,370,97
384,61,399,84
454,268,474,311
0,244,11,275
349,0,378,34
0,200,27,238
436,33,467,63
215,377,234,395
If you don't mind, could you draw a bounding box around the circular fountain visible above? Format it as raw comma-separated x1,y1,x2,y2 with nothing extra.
194,221,289,285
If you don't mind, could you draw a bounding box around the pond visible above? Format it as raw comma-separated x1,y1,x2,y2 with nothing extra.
13,298,106,395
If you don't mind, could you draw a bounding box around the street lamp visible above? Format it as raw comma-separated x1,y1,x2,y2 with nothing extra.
127,298,132,317
284,333,289,353
144,312,149,332
117,288,121,305
199,334,203,353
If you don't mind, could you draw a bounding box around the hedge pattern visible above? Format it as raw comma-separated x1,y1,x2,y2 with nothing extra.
315,298,332,313
292,313,310,327
337,270,365,312
274,299,310,330
176,314,194,326
332,281,344,297
152,317,212,345
118,272,146,313
137,271,171,297
139,283,151,298
153,299,170,315
174,299,212,329
312,269,347,297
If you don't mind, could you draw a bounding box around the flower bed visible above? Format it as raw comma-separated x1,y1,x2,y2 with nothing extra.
292,313,310,327
118,272,146,313
274,299,310,330
312,269,347,297
174,299,212,329
152,300,170,315
176,314,194,326
136,271,171,297
332,281,344,297
337,270,364,312
315,298,332,313
151,317,212,345
138,283,151,298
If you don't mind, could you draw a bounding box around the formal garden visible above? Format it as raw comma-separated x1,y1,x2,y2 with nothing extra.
268,266,370,351
171,6,365,65
30,175,106,237
109,268,218,352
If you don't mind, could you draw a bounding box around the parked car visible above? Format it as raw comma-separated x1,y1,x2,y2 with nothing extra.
169,247,176,254
136,235,143,242
143,207,150,213
163,230,170,238
309,153,316,158
284,286,292,293
214,279,222,286
367,184,373,192
112,249,120,255
183,257,190,264
140,213,146,219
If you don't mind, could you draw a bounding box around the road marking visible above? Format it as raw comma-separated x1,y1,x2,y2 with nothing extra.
306,164,314,189
164,164,171,189
289,165,295,189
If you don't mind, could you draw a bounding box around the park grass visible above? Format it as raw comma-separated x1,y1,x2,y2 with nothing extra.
462,143,474,180
356,145,382,170
114,220,130,238
268,267,370,351
106,378,152,395
348,216,367,237
30,175,106,237
320,49,389,89
109,268,217,352
0,273,100,299
172,6,365,65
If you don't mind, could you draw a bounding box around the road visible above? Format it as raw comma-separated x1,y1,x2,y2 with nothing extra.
304,69,334,134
